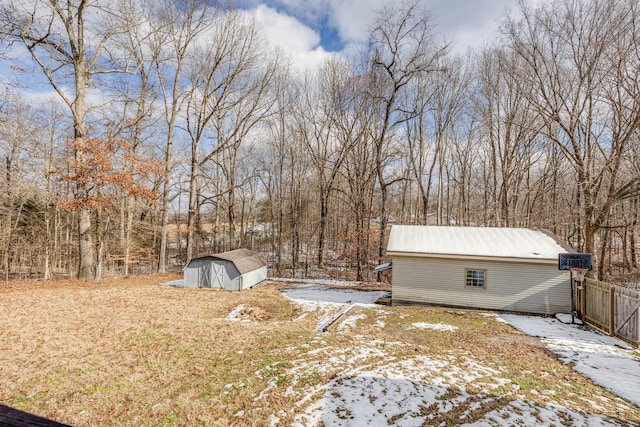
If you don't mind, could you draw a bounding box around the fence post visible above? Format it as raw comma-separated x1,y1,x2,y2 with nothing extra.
580,282,586,319
609,283,615,335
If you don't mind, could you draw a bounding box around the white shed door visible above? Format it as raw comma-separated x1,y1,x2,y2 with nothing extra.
212,263,225,289
199,262,212,288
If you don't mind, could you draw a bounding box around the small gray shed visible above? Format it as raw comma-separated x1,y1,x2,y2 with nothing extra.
183,249,267,291
387,225,573,314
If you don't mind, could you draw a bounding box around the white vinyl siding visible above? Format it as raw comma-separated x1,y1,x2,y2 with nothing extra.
183,259,201,287
239,266,267,290
218,261,241,290
392,256,571,314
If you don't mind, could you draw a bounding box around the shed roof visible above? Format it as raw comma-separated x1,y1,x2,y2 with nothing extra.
387,225,570,261
192,249,267,274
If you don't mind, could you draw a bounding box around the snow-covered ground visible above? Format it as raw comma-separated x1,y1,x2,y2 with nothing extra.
280,284,389,306
246,281,640,426
499,313,640,407
158,279,184,288
273,277,388,288
280,284,389,333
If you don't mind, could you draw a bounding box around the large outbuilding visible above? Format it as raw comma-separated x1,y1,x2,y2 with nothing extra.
386,225,573,315
183,249,267,291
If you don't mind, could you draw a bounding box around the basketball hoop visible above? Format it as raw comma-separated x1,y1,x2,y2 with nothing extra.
570,267,588,282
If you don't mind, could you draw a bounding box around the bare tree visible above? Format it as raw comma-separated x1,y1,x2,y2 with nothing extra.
105,0,165,276
292,59,358,268
152,0,215,272
34,100,69,280
0,0,128,280
404,78,436,223
0,89,38,283
258,63,296,274
447,118,480,226
213,53,278,250
365,0,449,276
333,72,378,281
476,46,543,227
183,8,273,261
503,0,640,277
425,55,472,225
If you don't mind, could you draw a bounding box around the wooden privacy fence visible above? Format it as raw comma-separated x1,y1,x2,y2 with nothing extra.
578,279,640,347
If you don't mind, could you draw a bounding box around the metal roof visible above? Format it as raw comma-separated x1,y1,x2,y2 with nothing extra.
387,225,569,261
192,249,267,274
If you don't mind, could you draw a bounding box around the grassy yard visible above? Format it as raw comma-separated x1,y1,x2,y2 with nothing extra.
0,276,638,426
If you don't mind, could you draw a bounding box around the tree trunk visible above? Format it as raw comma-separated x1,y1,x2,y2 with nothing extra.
631,197,638,269
597,227,609,281
228,187,236,249
124,202,133,276
377,183,388,281
77,208,94,280
158,153,171,273
157,46,184,272
95,208,103,282
585,221,598,278
186,154,199,262
318,196,328,269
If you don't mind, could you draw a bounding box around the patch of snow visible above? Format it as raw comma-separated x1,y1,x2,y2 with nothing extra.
469,399,625,427
500,314,640,407
280,284,389,332
157,280,184,288
555,312,584,325
319,373,447,426
337,313,367,332
281,285,389,305
293,312,308,322
367,339,408,347
272,277,386,288
410,322,459,332
579,396,607,412
290,354,511,426
227,305,245,321
268,414,280,427
316,304,355,333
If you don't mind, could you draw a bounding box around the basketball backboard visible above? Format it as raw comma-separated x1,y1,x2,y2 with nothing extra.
558,253,592,271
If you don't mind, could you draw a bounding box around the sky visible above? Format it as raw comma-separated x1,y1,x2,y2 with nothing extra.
0,0,520,98
238,0,519,71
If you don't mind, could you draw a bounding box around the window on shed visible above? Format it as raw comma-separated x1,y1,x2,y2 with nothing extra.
465,269,486,288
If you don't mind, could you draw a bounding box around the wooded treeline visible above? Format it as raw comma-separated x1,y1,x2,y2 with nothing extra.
0,0,639,282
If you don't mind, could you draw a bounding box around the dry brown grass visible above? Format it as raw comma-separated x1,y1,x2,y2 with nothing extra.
0,276,311,426
1,276,638,426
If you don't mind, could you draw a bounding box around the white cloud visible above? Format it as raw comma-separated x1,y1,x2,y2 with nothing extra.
252,5,334,72
426,0,515,51
254,5,320,53
245,0,528,58
330,0,516,53
329,0,384,44
241,0,327,26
